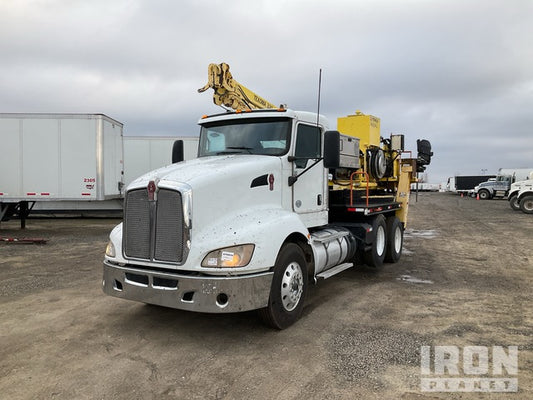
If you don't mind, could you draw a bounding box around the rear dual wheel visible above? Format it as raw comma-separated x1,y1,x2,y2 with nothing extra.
364,215,403,269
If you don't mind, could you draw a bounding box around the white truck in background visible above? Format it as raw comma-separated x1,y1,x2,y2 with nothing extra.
516,183,533,214
508,171,533,210
473,168,533,200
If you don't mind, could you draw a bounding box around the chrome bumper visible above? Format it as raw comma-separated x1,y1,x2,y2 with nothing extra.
102,260,273,313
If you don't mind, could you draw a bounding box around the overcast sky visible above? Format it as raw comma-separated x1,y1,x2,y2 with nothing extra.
1,0,532,183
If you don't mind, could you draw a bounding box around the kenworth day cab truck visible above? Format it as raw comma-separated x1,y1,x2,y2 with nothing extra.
103,64,432,328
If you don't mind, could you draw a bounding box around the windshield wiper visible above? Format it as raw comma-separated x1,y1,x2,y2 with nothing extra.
226,146,253,153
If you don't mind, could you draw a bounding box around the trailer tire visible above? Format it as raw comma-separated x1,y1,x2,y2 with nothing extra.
509,194,520,211
259,243,308,329
519,194,533,214
478,190,491,200
385,216,403,263
364,215,387,269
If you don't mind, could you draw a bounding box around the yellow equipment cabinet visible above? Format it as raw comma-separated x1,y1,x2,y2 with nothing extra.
337,110,381,149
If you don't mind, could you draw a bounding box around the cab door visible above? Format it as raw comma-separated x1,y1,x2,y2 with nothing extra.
291,124,328,226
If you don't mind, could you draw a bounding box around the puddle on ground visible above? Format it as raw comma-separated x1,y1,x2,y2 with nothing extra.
404,229,438,239
402,247,414,255
397,274,434,284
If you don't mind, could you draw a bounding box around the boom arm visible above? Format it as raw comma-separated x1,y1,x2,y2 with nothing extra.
198,63,277,110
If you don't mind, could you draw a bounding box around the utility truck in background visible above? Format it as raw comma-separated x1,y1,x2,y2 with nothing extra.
473,168,533,200
507,171,533,211
103,63,433,328
516,183,533,214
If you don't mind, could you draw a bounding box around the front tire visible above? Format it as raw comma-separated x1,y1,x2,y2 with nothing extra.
509,194,520,211
478,190,491,200
385,216,403,263
259,243,308,329
519,194,533,214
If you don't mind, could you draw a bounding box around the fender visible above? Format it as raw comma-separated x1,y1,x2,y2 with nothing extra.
192,206,310,275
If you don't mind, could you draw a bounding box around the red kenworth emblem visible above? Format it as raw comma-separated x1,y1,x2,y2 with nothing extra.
269,174,274,191
148,180,156,200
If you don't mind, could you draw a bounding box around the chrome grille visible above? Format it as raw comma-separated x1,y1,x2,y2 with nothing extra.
124,189,151,259
155,189,184,262
123,187,185,263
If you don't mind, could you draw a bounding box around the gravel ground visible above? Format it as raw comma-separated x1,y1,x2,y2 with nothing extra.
0,192,531,399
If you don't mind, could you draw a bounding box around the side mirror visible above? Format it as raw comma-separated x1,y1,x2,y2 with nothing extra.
416,139,433,172
172,140,184,163
323,131,340,169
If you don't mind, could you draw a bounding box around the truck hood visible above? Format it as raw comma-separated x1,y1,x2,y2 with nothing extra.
128,155,281,190
128,155,284,255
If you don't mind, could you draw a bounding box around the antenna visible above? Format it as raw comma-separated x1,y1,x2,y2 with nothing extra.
316,68,322,127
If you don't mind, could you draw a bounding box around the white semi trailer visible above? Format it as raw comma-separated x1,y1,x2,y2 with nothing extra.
0,113,123,227
0,114,199,224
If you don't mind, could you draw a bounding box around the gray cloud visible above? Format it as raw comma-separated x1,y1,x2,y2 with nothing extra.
1,0,532,183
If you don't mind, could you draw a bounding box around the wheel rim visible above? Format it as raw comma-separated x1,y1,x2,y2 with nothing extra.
376,225,386,256
393,226,402,253
524,199,533,211
280,262,303,312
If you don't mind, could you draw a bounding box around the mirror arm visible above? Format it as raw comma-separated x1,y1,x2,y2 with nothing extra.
288,158,323,186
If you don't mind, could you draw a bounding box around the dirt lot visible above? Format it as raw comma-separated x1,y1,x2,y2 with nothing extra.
0,193,531,400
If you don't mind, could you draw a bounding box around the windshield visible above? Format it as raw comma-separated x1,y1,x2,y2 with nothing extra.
198,117,291,157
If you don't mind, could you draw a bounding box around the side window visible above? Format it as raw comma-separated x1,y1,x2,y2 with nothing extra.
294,124,321,168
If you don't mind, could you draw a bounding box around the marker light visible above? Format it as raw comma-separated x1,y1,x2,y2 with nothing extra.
105,241,116,258
201,244,255,268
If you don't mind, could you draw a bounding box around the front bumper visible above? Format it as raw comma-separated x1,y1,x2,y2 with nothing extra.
102,260,273,313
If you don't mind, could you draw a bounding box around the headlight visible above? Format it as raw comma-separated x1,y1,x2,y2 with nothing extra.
105,241,116,258
201,244,255,268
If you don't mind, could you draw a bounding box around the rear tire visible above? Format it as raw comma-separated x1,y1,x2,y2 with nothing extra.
385,216,403,263
364,215,387,269
509,194,520,211
259,243,308,329
519,194,533,214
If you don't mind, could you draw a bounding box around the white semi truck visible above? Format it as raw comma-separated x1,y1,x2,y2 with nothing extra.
516,184,533,214
102,64,432,328
507,171,533,211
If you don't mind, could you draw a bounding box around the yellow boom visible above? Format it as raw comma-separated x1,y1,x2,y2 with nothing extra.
198,63,277,110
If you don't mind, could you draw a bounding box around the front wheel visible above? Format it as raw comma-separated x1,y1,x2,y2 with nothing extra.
519,194,533,214
259,243,308,329
478,190,491,200
509,194,520,211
